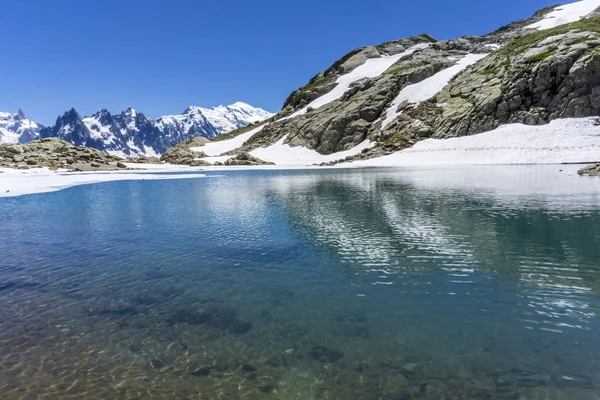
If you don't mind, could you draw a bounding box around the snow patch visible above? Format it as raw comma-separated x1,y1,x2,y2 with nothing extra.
289,43,431,119
352,118,600,166
525,0,600,31
83,116,112,141
249,139,376,166
191,124,267,156
381,54,488,129
0,167,208,198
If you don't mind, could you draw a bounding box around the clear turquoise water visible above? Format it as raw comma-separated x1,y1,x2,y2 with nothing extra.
1,166,600,399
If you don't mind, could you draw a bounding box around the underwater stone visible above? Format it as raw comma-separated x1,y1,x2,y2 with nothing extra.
149,359,165,369
191,367,211,377
259,381,276,393
229,321,253,334
166,310,214,326
310,345,345,363
210,313,237,329
242,364,257,372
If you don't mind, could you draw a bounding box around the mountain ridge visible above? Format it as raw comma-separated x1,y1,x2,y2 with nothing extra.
170,0,600,167
0,102,273,156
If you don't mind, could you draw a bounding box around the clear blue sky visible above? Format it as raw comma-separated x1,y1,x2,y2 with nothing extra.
1,0,560,125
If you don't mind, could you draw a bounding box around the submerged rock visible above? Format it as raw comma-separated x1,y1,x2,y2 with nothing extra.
228,321,253,334
309,345,345,363
166,309,214,326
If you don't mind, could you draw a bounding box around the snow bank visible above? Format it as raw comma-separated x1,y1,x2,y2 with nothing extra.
381,54,488,128
289,43,431,119
352,118,600,166
525,0,600,31
0,166,208,198
191,124,266,156
250,139,375,166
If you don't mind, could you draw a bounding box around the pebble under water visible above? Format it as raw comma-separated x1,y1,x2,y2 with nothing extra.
1,166,600,399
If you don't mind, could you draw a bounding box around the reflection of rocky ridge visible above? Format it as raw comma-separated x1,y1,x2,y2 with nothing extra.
268,167,600,325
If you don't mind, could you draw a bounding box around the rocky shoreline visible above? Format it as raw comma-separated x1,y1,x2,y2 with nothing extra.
578,164,600,176
0,138,129,172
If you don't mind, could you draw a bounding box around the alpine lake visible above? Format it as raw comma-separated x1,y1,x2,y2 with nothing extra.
1,165,600,400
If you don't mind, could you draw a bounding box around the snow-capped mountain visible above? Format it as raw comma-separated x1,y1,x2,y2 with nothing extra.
4,102,272,157
0,110,41,144
196,102,273,134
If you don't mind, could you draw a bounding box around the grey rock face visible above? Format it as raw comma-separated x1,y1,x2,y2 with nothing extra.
223,152,274,166
578,164,600,176
236,9,600,165
160,136,210,165
280,35,437,119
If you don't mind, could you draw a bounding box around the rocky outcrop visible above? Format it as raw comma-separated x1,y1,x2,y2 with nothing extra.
0,138,127,171
241,36,494,156
578,164,600,176
223,152,274,166
160,136,211,166
259,13,600,164
279,35,437,118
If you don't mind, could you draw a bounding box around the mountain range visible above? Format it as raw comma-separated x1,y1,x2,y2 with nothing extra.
0,103,272,156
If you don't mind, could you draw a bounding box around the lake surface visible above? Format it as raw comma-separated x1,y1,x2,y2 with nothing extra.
1,166,600,399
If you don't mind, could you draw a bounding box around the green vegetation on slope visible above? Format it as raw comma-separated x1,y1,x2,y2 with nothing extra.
501,16,600,56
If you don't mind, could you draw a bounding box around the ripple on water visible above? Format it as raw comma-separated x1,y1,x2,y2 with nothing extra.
0,167,599,399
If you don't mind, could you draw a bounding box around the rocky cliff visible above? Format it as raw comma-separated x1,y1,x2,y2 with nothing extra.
183,0,600,166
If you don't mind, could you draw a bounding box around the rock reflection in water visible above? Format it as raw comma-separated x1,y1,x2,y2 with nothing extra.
0,166,599,399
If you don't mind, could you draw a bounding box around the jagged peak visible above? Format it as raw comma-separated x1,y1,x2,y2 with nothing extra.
16,109,27,119
62,108,82,120
92,108,112,118
124,107,137,117
183,106,203,115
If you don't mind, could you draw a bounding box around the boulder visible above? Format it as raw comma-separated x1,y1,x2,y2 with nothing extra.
578,164,600,176
224,152,275,166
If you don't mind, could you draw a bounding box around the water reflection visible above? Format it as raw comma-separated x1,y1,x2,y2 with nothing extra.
0,166,599,399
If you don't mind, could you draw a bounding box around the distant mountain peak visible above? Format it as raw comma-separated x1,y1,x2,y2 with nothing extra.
1,102,273,156
0,109,42,144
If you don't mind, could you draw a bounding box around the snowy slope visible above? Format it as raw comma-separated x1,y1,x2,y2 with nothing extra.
382,54,488,128
250,139,375,166
191,124,268,156
288,43,431,119
0,110,42,144
525,0,600,30
352,118,600,166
